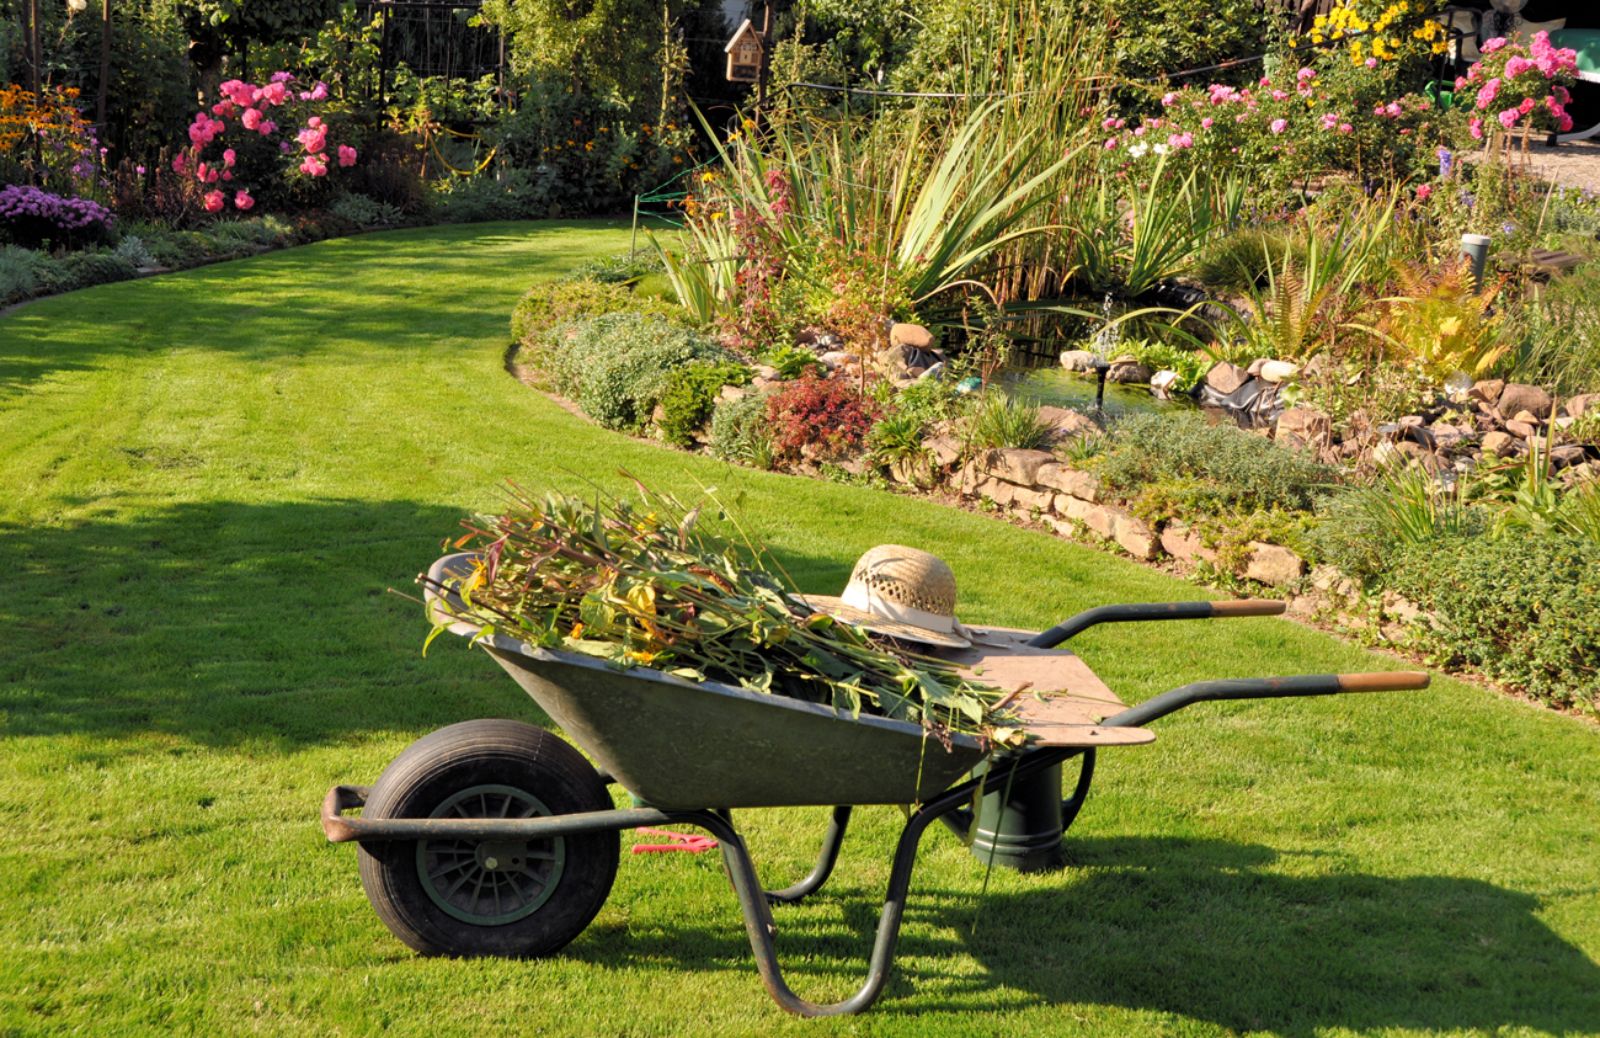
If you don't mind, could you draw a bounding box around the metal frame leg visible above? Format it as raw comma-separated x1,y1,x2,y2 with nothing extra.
662,751,1072,1017
765,806,852,905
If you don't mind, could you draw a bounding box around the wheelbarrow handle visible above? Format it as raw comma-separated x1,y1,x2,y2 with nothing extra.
1026,599,1285,648
1104,671,1430,729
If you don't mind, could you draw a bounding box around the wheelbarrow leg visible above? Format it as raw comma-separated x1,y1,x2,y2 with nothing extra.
680,804,939,1017
669,750,1073,1017
765,806,852,906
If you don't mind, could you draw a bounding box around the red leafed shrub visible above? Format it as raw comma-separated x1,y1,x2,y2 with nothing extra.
766,372,880,463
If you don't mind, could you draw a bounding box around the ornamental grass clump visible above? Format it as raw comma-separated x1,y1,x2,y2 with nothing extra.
429,484,1018,747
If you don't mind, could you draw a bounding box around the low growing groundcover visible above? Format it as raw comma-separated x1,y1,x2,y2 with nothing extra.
1,222,1597,1036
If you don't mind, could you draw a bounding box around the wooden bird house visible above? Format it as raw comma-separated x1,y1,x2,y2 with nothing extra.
725,18,764,83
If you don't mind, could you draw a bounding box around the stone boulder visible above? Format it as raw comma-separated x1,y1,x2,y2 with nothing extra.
1471,379,1505,406
1106,359,1153,384
1259,360,1300,384
1036,405,1100,442
1159,522,1218,566
1497,383,1555,420
1051,497,1157,559
1205,361,1250,395
979,448,1055,486
1565,393,1600,419
889,322,935,350
1060,350,1099,373
1034,463,1101,501
923,433,964,468
1275,406,1333,454
1244,542,1305,587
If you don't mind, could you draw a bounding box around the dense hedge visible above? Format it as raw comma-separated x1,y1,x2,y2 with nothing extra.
1390,533,1599,711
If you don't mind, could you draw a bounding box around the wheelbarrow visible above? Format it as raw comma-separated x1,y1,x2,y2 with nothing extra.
320,553,1429,1017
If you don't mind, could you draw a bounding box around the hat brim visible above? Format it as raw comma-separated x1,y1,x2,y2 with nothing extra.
797,594,972,650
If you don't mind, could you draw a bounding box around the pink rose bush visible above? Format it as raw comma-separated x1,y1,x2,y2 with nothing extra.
175,73,358,214
1458,32,1579,142
1099,65,1439,183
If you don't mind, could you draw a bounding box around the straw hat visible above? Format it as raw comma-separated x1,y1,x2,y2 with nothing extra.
800,544,971,649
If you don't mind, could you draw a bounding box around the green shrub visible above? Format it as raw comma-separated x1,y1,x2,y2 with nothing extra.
1499,265,1600,396
0,245,43,304
889,376,963,428
1308,466,1484,585
561,253,664,285
329,193,405,229
710,390,774,469
34,251,137,295
510,279,691,355
112,235,157,269
868,411,928,461
1191,227,1294,292
965,391,1054,451
761,344,824,380
1095,411,1335,514
1126,340,1210,393
656,361,752,448
547,313,731,431
1388,533,1599,711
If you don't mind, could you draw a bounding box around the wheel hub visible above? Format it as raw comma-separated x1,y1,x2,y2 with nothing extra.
415,783,567,926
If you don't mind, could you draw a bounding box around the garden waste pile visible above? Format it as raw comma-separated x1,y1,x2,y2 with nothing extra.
426,483,1020,748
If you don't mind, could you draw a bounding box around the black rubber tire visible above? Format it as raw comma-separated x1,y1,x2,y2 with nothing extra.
357,719,618,958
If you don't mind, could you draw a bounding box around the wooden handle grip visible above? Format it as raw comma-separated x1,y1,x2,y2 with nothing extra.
1335,671,1431,692
1209,599,1287,617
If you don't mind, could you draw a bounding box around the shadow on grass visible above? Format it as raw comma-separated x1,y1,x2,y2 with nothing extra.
0,497,861,748
574,834,1600,1034
0,498,524,747
0,220,625,398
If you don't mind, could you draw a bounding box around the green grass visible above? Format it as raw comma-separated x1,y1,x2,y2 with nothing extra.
2,221,1597,1036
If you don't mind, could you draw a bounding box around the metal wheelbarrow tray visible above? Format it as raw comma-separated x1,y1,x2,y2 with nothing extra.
321,553,1429,1016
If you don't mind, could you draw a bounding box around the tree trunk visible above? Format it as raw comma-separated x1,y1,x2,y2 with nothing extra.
97,0,112,130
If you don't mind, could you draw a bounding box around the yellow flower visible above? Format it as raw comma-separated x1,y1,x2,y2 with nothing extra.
699,171,716,182
569,621,586,638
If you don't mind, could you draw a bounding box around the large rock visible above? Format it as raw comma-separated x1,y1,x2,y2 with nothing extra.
889,455,935,487
889,322,935,350
1275,406,1333,454
979,447,1056,486
1037,405,1100,442
1565,392,1600,419
1481,431,1518,456
973,477,1016,508
1497,383,1555,420
1150,370,1180,395
1159,522,1218,565
1205,361,1250,395
1106,359,1154,384
1504,418,1538,440
1053,496,1157,559
1060,350,1099,372
1009,484,1056,513
1034,463,1101,501
1259,360,1300,384
1471,379,1505,406
923,433,964,468
1244,542,1305,587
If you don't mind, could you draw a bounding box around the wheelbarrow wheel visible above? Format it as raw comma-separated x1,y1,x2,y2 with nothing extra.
357,719,617,958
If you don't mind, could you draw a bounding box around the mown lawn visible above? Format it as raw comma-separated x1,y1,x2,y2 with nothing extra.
1,221,1597,1037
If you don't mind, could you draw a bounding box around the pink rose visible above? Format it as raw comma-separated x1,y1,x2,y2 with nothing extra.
1498,107,1521,129
1272,90,1290,101
1161,92,1179,107
1470,117,1485,140
1519,97,1536,115
222,148,236,168
1339,123,1353,134
1104,137,1119,149
299,154,328,177
270,71,293,83
258,120,277,136
259,82,288,106
203,190,225,213
297,125,328,154
242,108,262,131
1476,79,1500,110
1270,118,1288,135
1481,37,1507,55
310,82,329,101
1320,113,1339,130
337,144,358,167
1385,103,1402,118
234,190,254,211
1416,184,1433,200
1365,57,1378,69
1200,117,1214,129
171,152,188,173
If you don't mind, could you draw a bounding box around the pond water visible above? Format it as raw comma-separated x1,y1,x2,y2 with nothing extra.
999,365,1192,418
